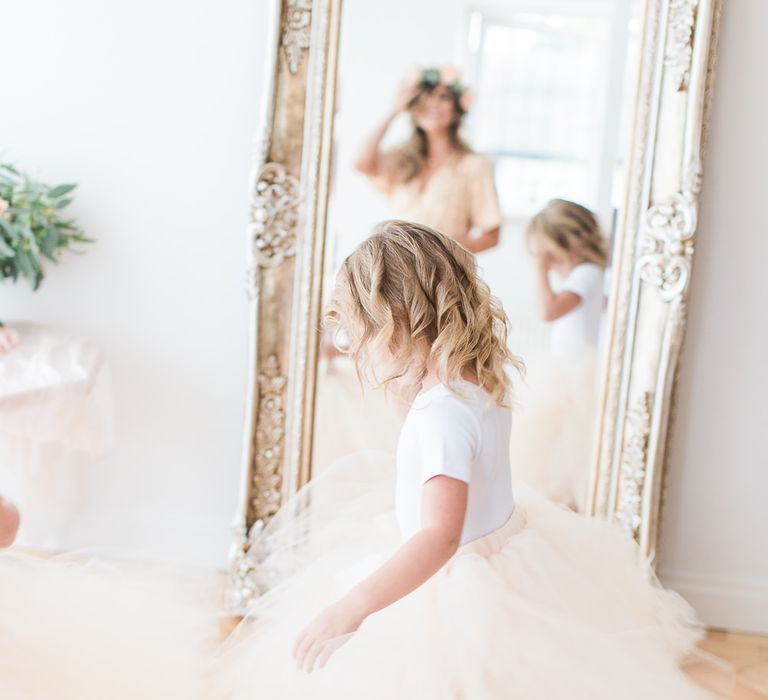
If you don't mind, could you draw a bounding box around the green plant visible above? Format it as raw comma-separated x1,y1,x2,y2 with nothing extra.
0,163,91,290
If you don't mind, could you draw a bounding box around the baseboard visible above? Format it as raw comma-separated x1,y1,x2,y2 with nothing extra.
660,569,768,635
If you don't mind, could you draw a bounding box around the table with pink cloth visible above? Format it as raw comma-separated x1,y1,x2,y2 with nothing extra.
0,323,113,549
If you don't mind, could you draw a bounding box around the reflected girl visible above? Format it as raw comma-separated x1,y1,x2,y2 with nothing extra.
511,199,608,512
528,199,607,360
355,67,501,253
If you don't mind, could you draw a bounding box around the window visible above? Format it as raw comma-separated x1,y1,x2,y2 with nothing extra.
466,7,614,219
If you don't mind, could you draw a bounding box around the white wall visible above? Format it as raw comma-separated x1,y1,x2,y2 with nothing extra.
1,0,266,566
657,0,768,634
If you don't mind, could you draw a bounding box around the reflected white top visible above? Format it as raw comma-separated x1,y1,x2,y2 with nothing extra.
395,380,515,545
548,262,605,359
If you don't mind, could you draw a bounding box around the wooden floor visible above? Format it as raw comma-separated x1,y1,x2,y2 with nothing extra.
688,631,768,699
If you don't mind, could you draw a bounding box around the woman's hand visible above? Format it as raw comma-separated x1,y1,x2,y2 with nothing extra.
293,598,366,673
390,78,422,117
456,226,501,254
355,80,420,176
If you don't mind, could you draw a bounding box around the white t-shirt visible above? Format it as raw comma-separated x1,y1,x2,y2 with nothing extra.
548,262,605,359
395,380,515,545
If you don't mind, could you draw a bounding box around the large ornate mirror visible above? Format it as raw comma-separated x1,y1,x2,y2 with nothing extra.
231,0,722,609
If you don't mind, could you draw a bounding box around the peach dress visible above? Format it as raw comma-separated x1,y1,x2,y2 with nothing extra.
376,152,502,239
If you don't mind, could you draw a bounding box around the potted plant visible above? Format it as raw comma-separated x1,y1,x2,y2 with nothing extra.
0,163,91,345
0,163,91,292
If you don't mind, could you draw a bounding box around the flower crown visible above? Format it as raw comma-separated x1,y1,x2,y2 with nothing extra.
406,65,475,112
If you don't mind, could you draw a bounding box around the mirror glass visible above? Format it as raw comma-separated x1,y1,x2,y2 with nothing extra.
313,0,643,512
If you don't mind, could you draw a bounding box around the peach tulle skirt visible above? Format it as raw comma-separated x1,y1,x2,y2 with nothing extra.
510,355,599,511
0,453,724,699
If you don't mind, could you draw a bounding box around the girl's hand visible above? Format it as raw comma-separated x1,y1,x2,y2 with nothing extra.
292,474,467,673
535,252,553,273
293,598,366,673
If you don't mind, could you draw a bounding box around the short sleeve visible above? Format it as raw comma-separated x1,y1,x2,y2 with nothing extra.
561,264,603,300
414,398,480,485
468,156,502,232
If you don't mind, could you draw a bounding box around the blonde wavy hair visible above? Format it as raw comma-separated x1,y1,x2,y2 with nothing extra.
325,220,523,406
526,199,609,268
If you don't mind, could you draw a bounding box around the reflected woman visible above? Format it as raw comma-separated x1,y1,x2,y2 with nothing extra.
314,68,501,476
354,67,501,253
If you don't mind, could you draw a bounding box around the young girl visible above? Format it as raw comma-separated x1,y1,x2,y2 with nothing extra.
211,220,716,699
0,220,721,699
510,199,608,511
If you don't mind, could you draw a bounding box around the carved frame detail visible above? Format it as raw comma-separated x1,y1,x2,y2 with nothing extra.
229,0,341,611
588,0,722,561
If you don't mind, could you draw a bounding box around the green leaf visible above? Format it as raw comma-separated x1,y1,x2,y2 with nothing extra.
40,227,59,260
0,238,14,257
48,183,77,198
15,248,34,279
0,164,90,290
0,216,19,244
28,248,42,273
18,220,34,242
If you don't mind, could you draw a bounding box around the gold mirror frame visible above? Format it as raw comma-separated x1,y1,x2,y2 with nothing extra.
229,0,722,609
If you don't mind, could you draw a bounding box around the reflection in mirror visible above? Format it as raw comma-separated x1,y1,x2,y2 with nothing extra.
313,0,642,512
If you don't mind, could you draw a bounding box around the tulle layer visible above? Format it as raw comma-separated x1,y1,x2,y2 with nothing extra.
510,355,598,511
212,456,719,699
0,552,221,700
0,452,726,699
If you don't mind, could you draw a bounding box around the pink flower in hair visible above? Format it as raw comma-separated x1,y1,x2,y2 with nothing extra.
440,65,461,85
459,90,475,112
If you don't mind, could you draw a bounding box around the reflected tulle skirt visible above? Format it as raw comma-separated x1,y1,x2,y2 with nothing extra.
510,355,598,511
0,453,723,699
